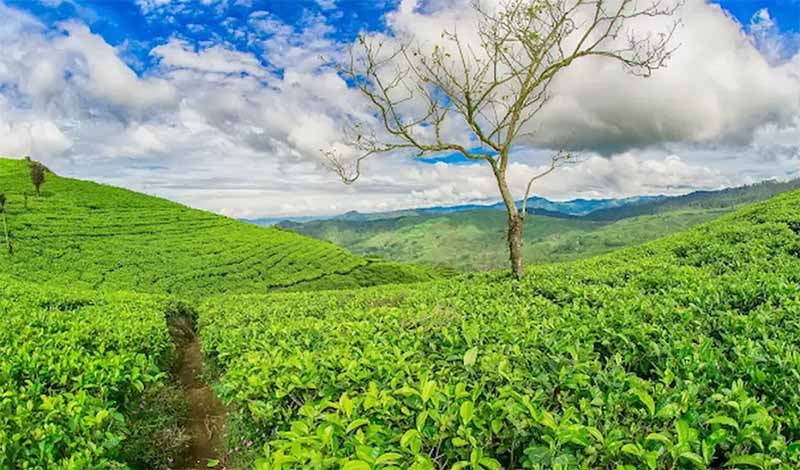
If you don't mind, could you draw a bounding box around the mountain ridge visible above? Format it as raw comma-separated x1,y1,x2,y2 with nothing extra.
276,177,799,271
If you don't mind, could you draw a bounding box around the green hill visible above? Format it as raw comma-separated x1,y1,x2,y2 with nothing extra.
201,189,800,469
285,206,727,270
283,179,797,271
0,158,434,296
584,178,800,221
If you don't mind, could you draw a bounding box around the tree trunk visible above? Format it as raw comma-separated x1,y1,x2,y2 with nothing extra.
493,163,526,278
507,213,524,278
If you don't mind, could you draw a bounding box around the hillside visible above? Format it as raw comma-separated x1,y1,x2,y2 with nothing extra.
284,207,728,270
247,194,663,226
584,178,800,221
282,179,797,271
0,158,434,296
201,189,800,469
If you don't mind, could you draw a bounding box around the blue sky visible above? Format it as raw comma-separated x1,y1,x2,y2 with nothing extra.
5,0,399,73
0,0,799,217
7,0,797,77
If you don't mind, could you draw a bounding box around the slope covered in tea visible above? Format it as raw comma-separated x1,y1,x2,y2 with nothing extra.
0,158,434,296
201,190,800,469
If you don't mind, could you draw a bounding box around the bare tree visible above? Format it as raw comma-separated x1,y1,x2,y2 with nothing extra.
323,0,680,278
29,160,46,196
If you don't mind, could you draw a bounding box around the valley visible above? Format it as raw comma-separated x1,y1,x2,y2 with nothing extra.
279,179,799,271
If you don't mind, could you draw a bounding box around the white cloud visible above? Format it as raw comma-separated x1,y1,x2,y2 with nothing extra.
54,23,176,111
152,39,268,77
316,0,337,11
749,8,800,65
0,0,797,218
380,0,800,154
0,119,72,158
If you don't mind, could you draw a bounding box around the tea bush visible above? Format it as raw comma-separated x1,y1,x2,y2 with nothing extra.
0,276,182,469
200,191,800,469
0,158,434,297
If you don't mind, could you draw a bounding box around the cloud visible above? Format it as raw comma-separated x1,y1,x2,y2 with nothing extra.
152,39,268,77
749,8,800,65
316,0,337,11
380,0,800,155
0,0,797,218
0,118,72,158
54,23,177,111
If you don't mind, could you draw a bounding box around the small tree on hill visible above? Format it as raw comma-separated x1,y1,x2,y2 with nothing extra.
29,160,46,196
324,0,680,278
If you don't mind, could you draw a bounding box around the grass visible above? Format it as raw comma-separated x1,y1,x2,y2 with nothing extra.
0,275,186,469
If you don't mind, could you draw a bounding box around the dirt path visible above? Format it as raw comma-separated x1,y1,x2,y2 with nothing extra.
177,335,227,469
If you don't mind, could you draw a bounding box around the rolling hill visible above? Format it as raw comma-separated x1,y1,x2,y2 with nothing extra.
200,188,800,469
584,178,800,221
4,154,800,469
0,158,434,296
280,179,798,271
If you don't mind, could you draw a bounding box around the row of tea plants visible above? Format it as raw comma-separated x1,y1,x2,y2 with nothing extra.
0,276,185,469
0,158,433,298
199,191,800,469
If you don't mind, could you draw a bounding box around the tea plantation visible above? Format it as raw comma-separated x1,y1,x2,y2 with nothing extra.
0,158,434,297
3,154,800,469
199,190,800,469
0,275,184,469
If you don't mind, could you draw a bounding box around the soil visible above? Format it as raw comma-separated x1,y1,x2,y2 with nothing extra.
176,336,227,469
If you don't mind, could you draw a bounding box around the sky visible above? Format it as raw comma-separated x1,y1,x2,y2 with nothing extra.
0,0,798,218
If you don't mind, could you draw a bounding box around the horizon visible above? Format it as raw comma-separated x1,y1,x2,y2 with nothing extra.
2,154,791,220
0,0,798,218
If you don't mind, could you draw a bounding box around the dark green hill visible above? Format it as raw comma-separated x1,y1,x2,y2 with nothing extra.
584,178,800,221
0,158,434,296
282,179,798,271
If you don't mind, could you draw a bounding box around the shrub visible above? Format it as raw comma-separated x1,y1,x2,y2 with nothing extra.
29,160,46,196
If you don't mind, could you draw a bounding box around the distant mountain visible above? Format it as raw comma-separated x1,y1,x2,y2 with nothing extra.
584,178,800,221
246,194,668,227
511,195,666,216
244,214,334,226
271,178,799,271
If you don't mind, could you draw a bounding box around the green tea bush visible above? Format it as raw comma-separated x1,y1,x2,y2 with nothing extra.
0,158,434,297
200,191,800,469
0,277,181,469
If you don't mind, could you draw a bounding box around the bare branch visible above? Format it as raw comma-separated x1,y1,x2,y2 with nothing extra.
520,150,577,216
321,0,681,275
